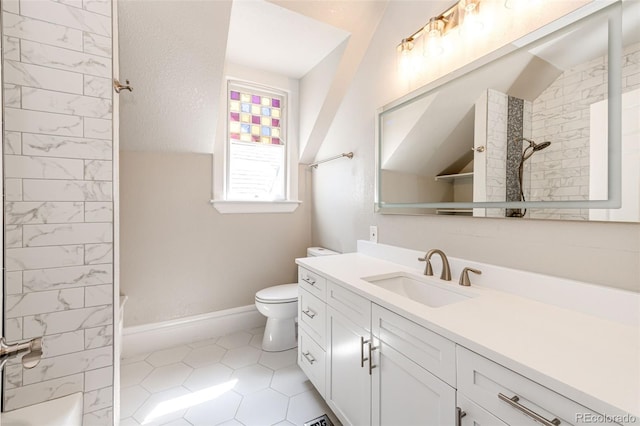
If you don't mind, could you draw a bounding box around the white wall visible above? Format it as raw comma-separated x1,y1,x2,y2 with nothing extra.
311,1,640,292
118,0,231,153
119,152,311,326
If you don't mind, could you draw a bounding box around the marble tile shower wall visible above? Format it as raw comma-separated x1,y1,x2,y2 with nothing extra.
530,42,640,220
1,1,114,425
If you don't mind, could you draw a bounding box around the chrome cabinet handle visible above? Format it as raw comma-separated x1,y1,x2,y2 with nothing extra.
498,393,561,426
360,336,368,368
302,308,316,319
368,340,377,375
456,407,467,426
302,276,316,286
302,351,315,365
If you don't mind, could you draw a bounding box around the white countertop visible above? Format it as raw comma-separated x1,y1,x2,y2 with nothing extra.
296,252,640,420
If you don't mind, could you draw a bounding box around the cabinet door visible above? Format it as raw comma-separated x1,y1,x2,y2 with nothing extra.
372,340,456,426
458,394,508,426
326,306,371,426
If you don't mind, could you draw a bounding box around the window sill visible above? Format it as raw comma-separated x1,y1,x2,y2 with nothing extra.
210,200,302,214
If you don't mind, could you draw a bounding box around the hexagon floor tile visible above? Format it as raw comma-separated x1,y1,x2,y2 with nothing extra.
120,329,341,426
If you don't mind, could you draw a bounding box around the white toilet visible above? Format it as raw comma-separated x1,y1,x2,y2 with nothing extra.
255,247,338,352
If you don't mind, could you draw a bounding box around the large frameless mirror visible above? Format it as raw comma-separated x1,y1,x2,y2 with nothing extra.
376,1,639,222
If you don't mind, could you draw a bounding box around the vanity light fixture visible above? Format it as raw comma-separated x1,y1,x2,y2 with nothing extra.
397,0,490,65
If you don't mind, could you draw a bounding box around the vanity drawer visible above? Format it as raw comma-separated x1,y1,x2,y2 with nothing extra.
372,304,456,386
298,287,327,348
457,347,618,426
299,328,326,397
327,281,371,331
298,267,327,300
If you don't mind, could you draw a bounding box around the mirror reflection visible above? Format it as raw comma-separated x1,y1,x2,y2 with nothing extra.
378,2,639,221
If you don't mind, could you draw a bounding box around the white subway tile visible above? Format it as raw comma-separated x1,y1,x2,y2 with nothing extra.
20,0,111,37
83,0,110,16
85,243,112,264
6,245,84,271
83,75,111,99
23,179,112,201
5,318,23,341
84,202,112,222
3,36,21,61
85,284,112,307
3,12,83,51
84,160,112,180
4,131,22,155
21,39,111,78
5,108,83,137
85,324,113,349
5,83,21,107
85,366,113,392
6,225,23,248
6,271,23,295
22,87,112,119
6,287,84,318
23,222,113,247
23,346,112,385
84,386,113,413
82,408,113,426
24,264,113,292
41,330,85,357
3,374,84,411
23,305,112,338
2,0,19,13
5,363,23,389
22,133,112,160
4,60,83,95
6,201,84,225
57,0,84,8
5,155,84,180
84,117,112,140
83,32,111,58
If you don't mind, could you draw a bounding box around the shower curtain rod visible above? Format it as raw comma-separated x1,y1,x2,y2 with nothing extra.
308,152,354,169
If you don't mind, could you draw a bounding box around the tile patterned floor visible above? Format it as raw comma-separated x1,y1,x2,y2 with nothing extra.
120,327,340,426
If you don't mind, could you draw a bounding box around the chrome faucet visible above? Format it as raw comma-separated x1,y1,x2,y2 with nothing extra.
0,337,43,371
418,249,451,281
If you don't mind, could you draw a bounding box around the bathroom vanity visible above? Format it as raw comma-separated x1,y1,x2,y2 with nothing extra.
296,242,639,426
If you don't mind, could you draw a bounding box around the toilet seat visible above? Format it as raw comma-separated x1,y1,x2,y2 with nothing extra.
255,283,297,304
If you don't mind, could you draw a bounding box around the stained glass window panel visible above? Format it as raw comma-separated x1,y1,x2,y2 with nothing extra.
227,81,286,200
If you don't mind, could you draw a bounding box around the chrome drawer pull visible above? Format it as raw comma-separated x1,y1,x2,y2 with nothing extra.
302,308,317,319
360,336,369,367
456,407,467,426
302,351,316,365
498,393,561,426
368,340,378,375
302,277,316,286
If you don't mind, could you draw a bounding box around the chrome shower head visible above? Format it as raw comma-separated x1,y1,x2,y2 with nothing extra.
533,141,551,151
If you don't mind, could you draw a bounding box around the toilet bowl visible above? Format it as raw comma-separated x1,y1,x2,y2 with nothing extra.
255,284,298,352
255,247,339,352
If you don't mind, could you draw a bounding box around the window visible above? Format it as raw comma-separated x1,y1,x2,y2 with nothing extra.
211,78,300,214
227,81,286,201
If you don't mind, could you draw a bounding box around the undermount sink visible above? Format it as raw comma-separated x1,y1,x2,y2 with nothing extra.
362,272,476,308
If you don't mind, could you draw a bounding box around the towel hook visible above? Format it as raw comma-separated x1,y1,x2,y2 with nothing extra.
114,79,133,93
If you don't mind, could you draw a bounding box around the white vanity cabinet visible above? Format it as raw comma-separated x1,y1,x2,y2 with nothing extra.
371,304,457,425
457,347,621,426
326,281,373,426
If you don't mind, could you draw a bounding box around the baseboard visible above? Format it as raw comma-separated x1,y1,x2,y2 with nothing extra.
121,305,266,358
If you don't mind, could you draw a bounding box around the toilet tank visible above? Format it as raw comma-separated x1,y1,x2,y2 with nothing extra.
307,247,339,257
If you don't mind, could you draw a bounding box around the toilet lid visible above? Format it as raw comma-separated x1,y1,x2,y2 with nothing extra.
255,283,298,303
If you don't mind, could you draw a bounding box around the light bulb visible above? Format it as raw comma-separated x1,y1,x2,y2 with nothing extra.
423,17,445,57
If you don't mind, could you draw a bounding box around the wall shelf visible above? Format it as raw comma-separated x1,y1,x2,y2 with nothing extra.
434,172,474,182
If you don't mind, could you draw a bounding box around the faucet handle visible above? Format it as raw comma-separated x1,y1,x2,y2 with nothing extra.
459,267,482,286
417,256,433,276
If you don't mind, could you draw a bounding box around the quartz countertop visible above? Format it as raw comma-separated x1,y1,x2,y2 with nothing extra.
296,253,640,420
